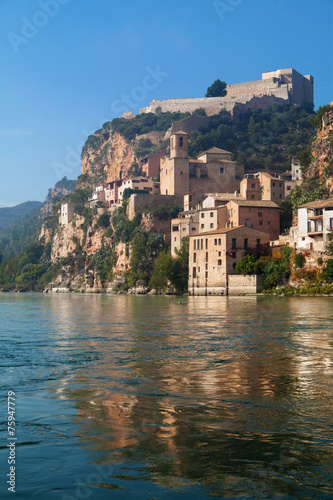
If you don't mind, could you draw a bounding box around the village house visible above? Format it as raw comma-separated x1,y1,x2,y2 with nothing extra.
293,198,333,251
171,196,279,255
160,131,243,197
104,180,122,209
141,150,166,179
188,226,270,295
59,201,75,225
118,176,159,203
89,186,106,207
171,206,228,257
225,199,280,240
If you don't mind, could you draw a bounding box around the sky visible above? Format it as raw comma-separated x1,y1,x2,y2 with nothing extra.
0,0,332,207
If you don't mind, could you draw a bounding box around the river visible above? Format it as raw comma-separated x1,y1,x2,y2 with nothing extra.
0,293,332,499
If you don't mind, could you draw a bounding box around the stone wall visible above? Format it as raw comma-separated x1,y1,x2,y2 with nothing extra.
127,193,183,221
228,274,264,295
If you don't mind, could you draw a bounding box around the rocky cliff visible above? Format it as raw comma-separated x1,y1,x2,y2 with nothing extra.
304,103,333,192
80,129,135,186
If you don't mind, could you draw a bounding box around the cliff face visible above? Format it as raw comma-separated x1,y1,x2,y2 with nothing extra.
304,105,333,192
80,130,135,185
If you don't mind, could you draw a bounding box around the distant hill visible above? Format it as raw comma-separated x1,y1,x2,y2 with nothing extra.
0,201,43,229
0,177,77,260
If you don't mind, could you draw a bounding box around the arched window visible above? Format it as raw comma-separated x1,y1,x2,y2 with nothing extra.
218,259,222,266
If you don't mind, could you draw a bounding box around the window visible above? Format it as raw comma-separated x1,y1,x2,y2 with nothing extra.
251,183,255,188
201,223,204,229
193,267,196,278
194,240,196,250
218,251,221,256
172,225,179,231
273,192,275,196
287,186,291,190
268,208,272,213
259,220,264,226
191,227,196,231
218,259,222,266
251,195,255,199
218,238,221,245
210,212,214,217
279,183,282,188
174,237,177,241
201,213,204,218
249,207,252,213
233,263,237,269
245,218,251,227
268,221,271,225
258,210,263,217
201,240,203,250
279,194,283,198
205,239,208,250
180,171,182,175
193,253,196,263
232,238,236,249
206,252,208,262
272,182,276,187
182,227,186,231
214,239,217,245
257,239,260,247
179,137,183,147
244,238,248,249
220,167,224,174
210,223,213,228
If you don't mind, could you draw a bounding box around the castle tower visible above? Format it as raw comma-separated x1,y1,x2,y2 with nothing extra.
170,131,188,159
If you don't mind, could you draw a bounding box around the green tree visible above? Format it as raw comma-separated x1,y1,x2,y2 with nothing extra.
205,79,227,98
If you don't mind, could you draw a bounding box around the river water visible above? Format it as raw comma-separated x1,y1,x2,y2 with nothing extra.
0,293,332,499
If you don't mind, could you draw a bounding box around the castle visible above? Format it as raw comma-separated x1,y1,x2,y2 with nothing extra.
123,68,313,119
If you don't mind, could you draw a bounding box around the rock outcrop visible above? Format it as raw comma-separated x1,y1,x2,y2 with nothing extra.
80,130,135,186
304,104,333,192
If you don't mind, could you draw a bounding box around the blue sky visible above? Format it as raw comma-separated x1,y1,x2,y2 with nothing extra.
0,0,332,207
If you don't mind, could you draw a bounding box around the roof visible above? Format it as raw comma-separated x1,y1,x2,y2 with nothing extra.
189,158,205,164
172,130,188,135
229,199,279,208
205,193,245,201
197,146,232,156
299,197,333,209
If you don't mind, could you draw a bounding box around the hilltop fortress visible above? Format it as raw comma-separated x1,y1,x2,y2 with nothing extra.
123,68,313,119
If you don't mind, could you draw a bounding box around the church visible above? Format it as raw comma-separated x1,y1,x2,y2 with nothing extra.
159,131,244,197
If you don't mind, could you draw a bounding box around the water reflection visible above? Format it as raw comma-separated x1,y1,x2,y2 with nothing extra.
39,294,333,497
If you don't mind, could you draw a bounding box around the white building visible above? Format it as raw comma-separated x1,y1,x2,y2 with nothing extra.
118,177,159,203
59,201,75,225
295,198,333,251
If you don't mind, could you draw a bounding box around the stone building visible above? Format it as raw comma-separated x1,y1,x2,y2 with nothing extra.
188,226,270,295
295,198,333,251
141,150,167,179
226,199,280,241
171,206,227,257
160,132,243,197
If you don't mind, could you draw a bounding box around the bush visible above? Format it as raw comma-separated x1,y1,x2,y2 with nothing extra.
294,252,305,269
235,254,261,275
96,213,110,229
322,258,333,283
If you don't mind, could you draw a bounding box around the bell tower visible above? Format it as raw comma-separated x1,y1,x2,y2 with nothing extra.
170,131,188,159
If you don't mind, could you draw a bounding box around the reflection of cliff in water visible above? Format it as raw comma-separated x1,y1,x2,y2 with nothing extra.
48,294,333,495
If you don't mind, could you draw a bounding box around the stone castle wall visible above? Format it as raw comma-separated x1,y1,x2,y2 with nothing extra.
128,69,313,119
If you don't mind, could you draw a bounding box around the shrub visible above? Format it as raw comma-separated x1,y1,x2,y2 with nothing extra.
294,252,305,269
321,258,333,283
235,254,261,275
96,213,110,229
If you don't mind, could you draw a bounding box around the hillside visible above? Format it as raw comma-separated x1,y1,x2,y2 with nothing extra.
0,201,42,229
79,103,316,188
289,103,333,209
0,177,76,260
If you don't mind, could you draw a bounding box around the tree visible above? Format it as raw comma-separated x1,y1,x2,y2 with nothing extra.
205,79,227,98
